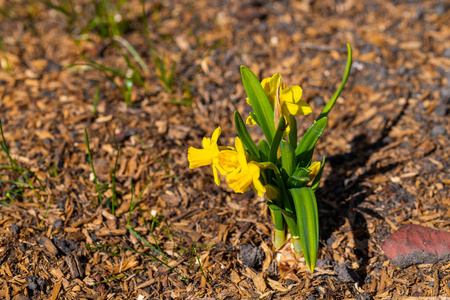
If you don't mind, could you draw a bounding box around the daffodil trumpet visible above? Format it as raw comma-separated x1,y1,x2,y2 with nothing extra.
187,44,352,272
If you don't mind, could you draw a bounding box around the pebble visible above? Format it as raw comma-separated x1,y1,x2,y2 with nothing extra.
335,263,359,283
239,243,265,269
431,125,447,137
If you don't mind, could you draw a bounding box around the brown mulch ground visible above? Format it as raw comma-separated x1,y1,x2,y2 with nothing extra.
0,0,449,299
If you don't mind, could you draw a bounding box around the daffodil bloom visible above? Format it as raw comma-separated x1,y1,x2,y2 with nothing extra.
217,136,248,173
246,73,312,132
307,161,321,182
187,127,228,186
225,138,266,197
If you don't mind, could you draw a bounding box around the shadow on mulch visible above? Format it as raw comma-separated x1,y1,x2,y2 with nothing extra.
319,91,412,282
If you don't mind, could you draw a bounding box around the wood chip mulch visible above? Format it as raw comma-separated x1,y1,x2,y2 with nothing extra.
0,0,449,299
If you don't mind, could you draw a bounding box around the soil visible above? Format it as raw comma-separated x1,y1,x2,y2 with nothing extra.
0,0,449,299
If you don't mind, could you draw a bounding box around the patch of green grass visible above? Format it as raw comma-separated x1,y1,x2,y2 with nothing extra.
0,119,43,205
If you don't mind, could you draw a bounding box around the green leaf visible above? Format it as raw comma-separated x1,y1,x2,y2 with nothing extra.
269,116,286,164
290,187,319,272
311,156,326,191
259,139,270,162
280,141,296,177
280,209,299,237
286,175,310,189
317,43,352,120
269,205,285,249
240,66,275,144
295,117,327,165
259,162,280,175
288,114,297,149
234,111,259,159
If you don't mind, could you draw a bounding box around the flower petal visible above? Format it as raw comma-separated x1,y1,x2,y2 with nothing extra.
188,147,213,169
211,127,221,143
213,165,221,186
218,150,240,173
201,137,211,149
280,86,302,104
246,115,257,125
283,100,312,116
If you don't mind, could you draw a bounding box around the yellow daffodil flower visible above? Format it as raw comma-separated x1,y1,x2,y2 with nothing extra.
307,161,321,182
187,127,227,186
225,138,266,197
217,137,245,173
246,73,312,132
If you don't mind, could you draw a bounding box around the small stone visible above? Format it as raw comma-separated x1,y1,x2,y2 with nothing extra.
53,219,63,229
356,292,371,300
11,224,20,235
443,48,450,59
434,3,447,16
53,237,78,255
28,281,38,291
431,125,447,137
335,263,359,283
434,103,448,117
313,96,325,107
239,244,265,269
315,258,333,267
381,224,450,268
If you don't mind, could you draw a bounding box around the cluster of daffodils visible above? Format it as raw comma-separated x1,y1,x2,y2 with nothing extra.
188,45,352,272
188,129,265,197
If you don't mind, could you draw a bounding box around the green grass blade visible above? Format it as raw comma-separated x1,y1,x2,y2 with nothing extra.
128,226,168,260
234,111,259,159
0,121,42,202
84,129,102,205
295,117,327,165
290,187,319,272
317,43,352,120
240,66,275,144
113,35,149,74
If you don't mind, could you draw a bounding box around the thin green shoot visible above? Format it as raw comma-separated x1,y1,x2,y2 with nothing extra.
134,135,180,183
141,0,174,93
0,200,10,206
0,120,42,203
38,198,54,230
191,239,208,281
0,179,33,186
179,235,184,255
150,217,168,263
5,188,22,202
169,40,221,106
52,161,58,177
126,180,136,229
87,243,188,283
124,79,132,104
84,128,102,205
110,129,121,214
128,226,168,260
113,35,149,74
317,43,352,120
93,85,99,115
